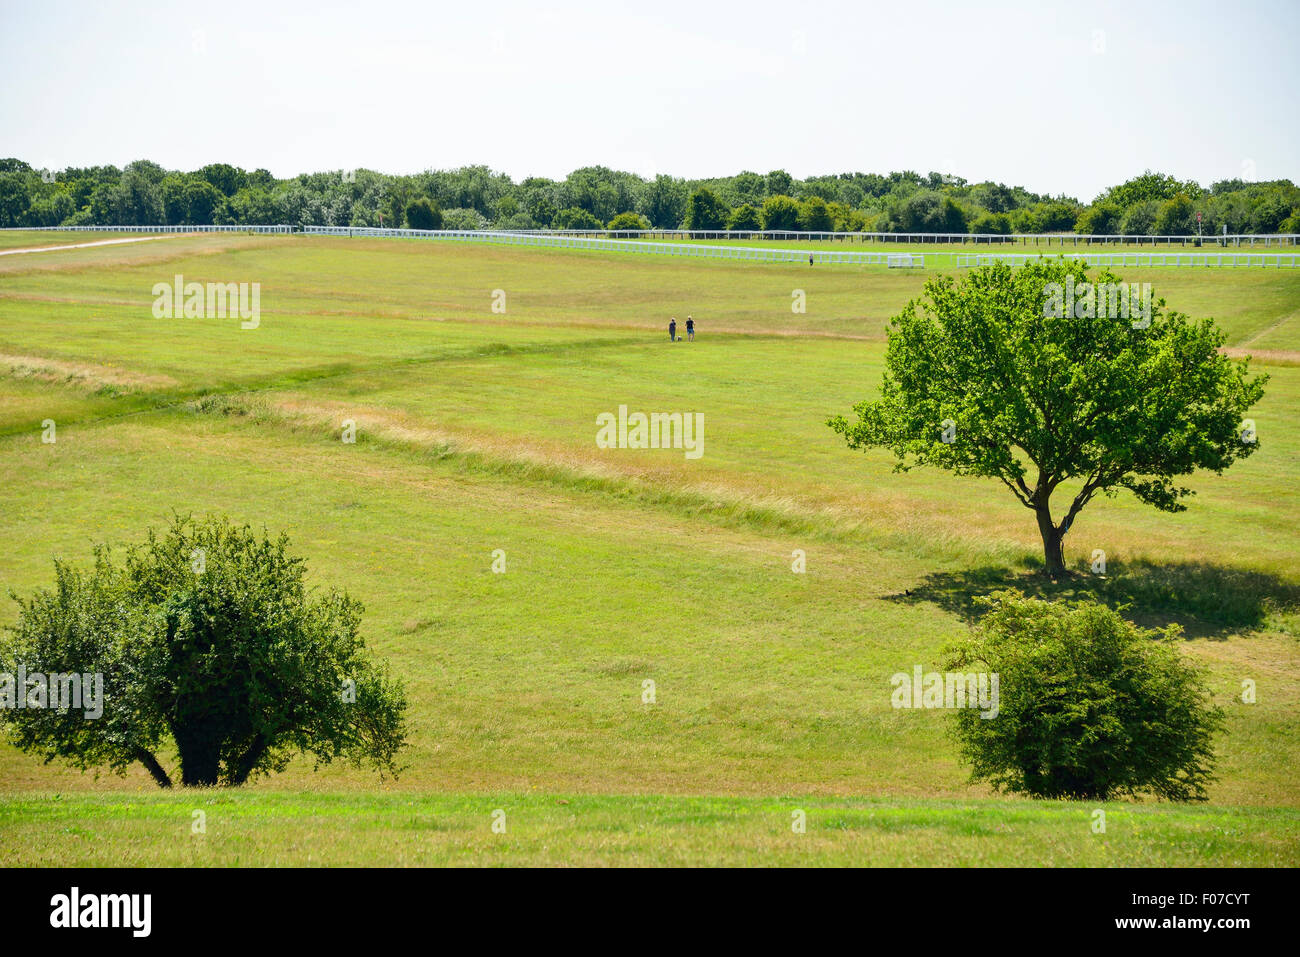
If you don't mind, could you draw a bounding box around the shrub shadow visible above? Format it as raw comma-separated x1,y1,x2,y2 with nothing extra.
889,559,1300,640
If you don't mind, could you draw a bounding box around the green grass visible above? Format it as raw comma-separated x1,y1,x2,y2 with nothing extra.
1,234,1297,865
0,229,166,250
1,792,1294,866
4,234,1297,348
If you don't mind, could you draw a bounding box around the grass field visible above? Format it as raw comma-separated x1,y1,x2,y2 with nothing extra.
618,233,1300,270
1,232,1297,866
3,793,1295,866
0,230,187,251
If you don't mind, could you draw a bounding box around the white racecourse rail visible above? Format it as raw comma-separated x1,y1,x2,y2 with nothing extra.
6,226,1297,267
303,226,926,266
6,225,1296,247
6,224,293,234
957,252,1300,268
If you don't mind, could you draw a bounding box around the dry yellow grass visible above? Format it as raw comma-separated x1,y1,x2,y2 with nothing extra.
0,352,179,391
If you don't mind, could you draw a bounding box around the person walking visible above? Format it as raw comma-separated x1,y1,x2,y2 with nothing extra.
669,317,677,342
686,316,695,341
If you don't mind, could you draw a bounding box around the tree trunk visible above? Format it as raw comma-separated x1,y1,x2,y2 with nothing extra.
175,728,221,787
1035,504,1068,578
134,747,173,789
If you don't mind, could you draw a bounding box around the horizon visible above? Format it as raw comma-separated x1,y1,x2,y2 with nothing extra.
16,157,1291,207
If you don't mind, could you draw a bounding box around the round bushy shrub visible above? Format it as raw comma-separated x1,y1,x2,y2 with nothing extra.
607,211,650,231
760,194,801,231
553,206,603,230
726,203,761,231
404,197,442,230
946,590,1223,801
438,206,486,231
968,211,1013,235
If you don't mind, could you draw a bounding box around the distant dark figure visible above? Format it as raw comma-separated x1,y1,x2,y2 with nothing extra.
809,253,814,266
686,316,695,341
669,317,677,342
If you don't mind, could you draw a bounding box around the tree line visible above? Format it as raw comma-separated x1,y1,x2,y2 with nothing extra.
1,159,1296,235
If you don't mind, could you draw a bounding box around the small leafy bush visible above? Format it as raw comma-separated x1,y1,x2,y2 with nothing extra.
946,590,1223,801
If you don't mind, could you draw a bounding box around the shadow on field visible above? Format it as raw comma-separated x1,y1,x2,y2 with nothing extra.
890,559,1300,640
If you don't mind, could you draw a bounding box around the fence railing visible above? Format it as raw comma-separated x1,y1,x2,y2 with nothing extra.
3,224,293,234
2,225,1295,246
489,229,1300,247
956,252,1300,268
302,226,926,266
4,225,1295,267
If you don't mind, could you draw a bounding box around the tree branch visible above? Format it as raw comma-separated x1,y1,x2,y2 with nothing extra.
231,734,270,786
1060,467,1117,534
134,747,172,789
996,473,1035,509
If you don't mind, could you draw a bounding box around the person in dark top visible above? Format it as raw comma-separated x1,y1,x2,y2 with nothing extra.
809,253,814,266
686,316,695,341
669,317,677,341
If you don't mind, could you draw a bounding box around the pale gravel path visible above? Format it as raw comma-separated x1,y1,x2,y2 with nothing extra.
0,235,192,256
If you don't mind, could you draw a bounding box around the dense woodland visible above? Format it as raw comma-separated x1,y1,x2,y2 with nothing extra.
1,159,1296,235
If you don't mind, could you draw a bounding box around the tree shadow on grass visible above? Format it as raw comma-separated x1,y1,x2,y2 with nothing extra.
889,559,1300,640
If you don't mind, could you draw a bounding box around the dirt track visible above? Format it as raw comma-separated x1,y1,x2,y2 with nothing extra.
0,235,191,256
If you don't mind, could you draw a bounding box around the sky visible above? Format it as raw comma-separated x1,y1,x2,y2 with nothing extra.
1,0,1296,202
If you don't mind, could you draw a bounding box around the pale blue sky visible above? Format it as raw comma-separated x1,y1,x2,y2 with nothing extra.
1,0,1296,201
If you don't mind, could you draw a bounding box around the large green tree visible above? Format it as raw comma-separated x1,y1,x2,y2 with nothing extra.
405,196,442,230
0,515,407,787
760,194,801,231
1154,193,1195,236
889,190,968,233
640,174,688,229
684,187,729,230
197,162,249,197
726,203,762,230
829,260,1267,577
797,196,834,232
1100,170,1201,209
1074,201,1121,235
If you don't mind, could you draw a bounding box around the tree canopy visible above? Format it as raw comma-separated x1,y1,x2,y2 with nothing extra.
0,515,408,787
947,590,1223,801
405,196,442,230
2,158,1294,233
829,260,1267,576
